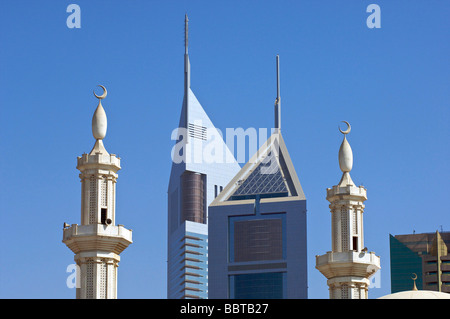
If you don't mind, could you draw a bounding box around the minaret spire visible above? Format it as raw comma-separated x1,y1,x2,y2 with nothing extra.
337,121,354,187
316,122,380,299
90,85,109,155
275,55,281,131
184,14,190,130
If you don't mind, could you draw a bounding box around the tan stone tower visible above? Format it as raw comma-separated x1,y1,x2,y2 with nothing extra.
316,121,380,299
63,85,132,299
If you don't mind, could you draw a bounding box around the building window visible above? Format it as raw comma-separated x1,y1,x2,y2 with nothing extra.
181,172,205,224
341,208,349,251
353,287,360,299
101,179,107,206
229,214,286,262
229,272,286,299
352,210,358,234
332,209,339,251
341,285,349,299
89,176,97,224
99,262,107,298
188,123,207,140
86,260,94,299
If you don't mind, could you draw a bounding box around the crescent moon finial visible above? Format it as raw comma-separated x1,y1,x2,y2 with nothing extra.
339,121,351,135
411,273,418,290
93,85,107,100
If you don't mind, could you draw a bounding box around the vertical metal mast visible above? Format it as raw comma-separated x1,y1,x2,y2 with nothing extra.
275,55,281,131
436,230,442,292
184,14,190,132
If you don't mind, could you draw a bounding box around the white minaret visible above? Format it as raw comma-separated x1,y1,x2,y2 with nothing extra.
316,121,380,299
63,85,132,299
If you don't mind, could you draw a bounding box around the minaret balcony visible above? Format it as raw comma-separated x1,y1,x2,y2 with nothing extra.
326,184,367,202
77,152,121,172
316,250,380,279
63,224,132,255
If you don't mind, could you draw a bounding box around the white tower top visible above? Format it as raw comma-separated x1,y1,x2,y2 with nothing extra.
316,122,380,299
63,85,132,299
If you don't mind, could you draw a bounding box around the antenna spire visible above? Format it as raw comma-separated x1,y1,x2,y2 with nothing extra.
275,55,281,131
184,14,191,130
184,14,189,54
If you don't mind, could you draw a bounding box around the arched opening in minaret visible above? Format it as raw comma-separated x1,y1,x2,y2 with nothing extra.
101,208,107,225
353,236,358,252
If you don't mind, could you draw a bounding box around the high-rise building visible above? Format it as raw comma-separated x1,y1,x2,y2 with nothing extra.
208,56,308,299
316,122,380,299
389,231,450,294
167,15,241,299
63,85,132,299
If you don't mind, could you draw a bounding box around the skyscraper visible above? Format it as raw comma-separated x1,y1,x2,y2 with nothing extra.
63,85,132,299
208,56,308,299
167,15,241,299
316,122,380,299
389,231,450,294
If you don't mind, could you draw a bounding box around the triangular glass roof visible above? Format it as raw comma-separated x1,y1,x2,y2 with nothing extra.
210,132,306,205
231,149,288,200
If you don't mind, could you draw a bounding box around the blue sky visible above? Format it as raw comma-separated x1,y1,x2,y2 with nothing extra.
0,1,449,299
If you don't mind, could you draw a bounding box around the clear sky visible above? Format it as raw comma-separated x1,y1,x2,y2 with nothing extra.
0,1,449,299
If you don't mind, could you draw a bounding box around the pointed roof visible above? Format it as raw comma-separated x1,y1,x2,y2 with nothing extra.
232,148,288,198
170,88,239,169
168,16,240,191
211,55,305,205
210,131,305,206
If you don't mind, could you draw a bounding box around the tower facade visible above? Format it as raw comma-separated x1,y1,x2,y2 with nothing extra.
167,16,241,299
208,56,308,299
390,231,450,294
63,86,132,299
316,122,380,299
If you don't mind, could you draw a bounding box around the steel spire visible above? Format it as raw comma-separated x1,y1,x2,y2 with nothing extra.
275,55,281,131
